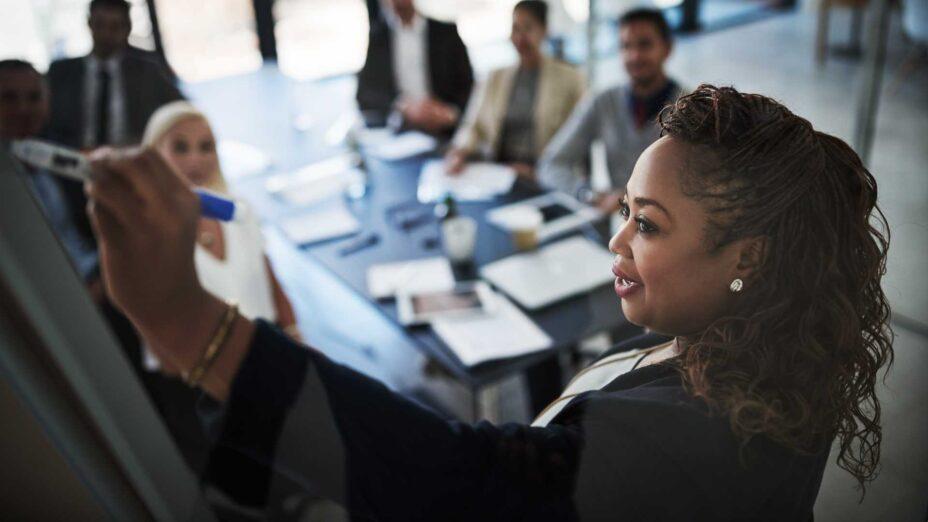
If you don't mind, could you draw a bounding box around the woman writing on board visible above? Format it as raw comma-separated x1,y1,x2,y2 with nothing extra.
85,85,892,520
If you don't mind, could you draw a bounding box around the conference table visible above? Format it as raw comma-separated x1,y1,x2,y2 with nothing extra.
231,145,636,421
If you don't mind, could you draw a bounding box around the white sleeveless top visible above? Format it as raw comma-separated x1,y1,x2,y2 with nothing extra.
143,206,275,371
532,344,669,427
194,206,276,323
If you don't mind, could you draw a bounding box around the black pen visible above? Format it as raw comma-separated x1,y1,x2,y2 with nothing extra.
399,210,432,231
339,232,380,256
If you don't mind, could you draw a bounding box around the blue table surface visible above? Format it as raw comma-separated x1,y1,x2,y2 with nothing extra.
187,68,632,388
234,152,629,387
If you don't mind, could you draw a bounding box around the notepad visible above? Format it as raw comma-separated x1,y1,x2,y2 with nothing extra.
278,200,360,245
432,291,552,367
417,160,517,203
366,257,456,299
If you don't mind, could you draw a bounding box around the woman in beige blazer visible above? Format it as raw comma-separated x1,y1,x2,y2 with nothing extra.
446,1,585,178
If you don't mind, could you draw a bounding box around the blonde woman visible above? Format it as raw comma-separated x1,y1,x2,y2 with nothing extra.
142,101,299,344
445,0,585,178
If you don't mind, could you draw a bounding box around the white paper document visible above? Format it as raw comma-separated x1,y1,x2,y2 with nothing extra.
278,200,360,245
360,130,438,160
417,160,517,203
366,257,456,299
432,292,552,366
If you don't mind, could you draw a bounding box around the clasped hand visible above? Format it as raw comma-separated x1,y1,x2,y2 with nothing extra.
398,97,458,133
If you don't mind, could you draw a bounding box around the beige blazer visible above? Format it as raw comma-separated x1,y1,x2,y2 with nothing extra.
452,56,585,160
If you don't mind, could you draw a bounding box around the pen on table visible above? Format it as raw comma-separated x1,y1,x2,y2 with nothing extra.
339,232,379,256
10,139,240,222
398,209,433,232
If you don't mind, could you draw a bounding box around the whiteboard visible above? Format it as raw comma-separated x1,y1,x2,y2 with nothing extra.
0,149,214,521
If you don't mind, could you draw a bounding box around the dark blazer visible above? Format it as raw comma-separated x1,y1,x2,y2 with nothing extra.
356,16,474,129
202,322,829,521
124,44,180,84
45,53,183,242
45,53,183,148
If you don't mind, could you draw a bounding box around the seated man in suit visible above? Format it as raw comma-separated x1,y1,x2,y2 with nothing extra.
537,8,685,213
45,0,184,242
357,0,474,135
0,60,97,282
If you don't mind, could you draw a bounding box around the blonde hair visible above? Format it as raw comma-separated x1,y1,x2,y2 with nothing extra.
143,100,228,193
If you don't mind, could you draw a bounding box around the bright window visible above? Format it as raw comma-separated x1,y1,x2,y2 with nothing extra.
274,0,369,81
0,0,153,71
154,0,263,82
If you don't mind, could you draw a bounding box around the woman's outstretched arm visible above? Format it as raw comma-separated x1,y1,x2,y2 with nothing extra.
204,319,588,520
83,147,702,521
81,147,587,516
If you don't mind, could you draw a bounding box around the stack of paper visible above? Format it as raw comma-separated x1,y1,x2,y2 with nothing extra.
417,160,517,203
432,292,552,366
360,130,438,161
278,199,360,245
265,154,362,207
366,257,456,299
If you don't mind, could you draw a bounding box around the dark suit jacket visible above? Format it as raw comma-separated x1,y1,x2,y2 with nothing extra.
45,53,183,148
202,323,828,521
356,16,474,129
45,53,183,241
124,44,180,84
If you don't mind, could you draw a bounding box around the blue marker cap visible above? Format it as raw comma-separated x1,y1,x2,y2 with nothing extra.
10,139,239,222
195,189,236,222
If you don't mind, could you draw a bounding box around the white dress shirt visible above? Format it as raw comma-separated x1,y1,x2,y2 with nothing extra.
83,53,128,147
388,13,430,101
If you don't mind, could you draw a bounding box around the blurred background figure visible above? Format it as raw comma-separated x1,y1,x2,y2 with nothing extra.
45,0,182,151
538,8,683,213
0,59,97,281
142,101,299,343
45,0,183,246
445,0,585,179
356,0,474,135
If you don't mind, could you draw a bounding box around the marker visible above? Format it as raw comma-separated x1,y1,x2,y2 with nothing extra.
338,232,379,256
10,139,239,222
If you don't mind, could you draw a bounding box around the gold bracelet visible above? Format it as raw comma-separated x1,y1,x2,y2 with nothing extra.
184,301,238,387
283,324,300,338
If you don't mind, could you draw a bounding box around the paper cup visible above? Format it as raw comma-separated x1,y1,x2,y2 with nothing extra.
505,207,543,251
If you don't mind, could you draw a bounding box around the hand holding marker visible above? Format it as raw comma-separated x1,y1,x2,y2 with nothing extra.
11,139,240,222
